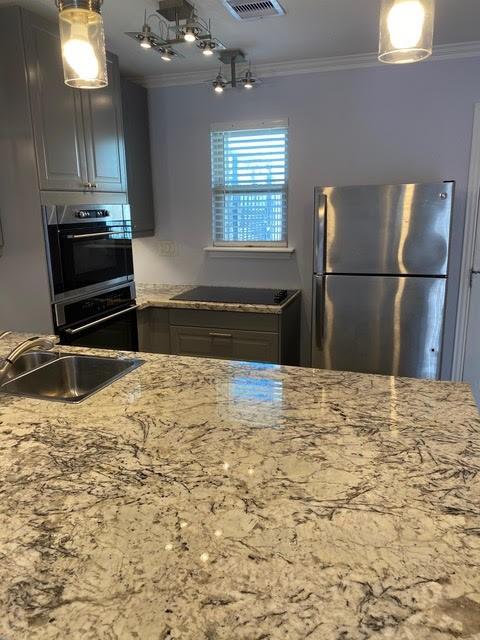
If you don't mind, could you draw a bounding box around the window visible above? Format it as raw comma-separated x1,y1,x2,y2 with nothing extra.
211,120,288,247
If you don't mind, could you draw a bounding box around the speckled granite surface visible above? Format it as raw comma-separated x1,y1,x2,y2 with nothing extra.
136,283,301,315
0,332,479,639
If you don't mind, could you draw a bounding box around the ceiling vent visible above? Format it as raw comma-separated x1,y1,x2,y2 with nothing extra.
221,0,285,20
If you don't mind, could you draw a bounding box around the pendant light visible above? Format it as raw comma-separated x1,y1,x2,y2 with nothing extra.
56,0,108,88
199,40,217,56
378,0,435,64
213,71,226,94
242,66,255,89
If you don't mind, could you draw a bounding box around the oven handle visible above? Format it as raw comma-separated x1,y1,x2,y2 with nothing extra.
65,231,124,240
64,304,139,335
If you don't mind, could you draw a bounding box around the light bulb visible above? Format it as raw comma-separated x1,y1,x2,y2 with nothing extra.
378,0,434,64
59,6,107,88
214,85,224,94
184,27,196,42
140,38,152,49
243,71,254,89
203,48,214,56
63,38,99,81
161,52,172,61
388,0,425,49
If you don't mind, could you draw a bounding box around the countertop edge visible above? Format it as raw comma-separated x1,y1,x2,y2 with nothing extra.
136,286,302,315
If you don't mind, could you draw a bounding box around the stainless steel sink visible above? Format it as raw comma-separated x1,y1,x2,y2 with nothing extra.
1,350,59,382
1,353,144,403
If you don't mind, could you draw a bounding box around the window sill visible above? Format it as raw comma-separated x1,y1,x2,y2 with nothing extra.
204,246,295,259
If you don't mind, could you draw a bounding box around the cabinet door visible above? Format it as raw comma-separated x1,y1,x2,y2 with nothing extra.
121,78,155,236
82,52,127,192
23,12,88,191
170,325,279,363
137,308,171,354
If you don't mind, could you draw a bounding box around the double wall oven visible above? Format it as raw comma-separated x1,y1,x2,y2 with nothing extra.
44,204,138,350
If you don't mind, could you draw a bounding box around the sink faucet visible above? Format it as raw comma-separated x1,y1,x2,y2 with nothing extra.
0,336,55,382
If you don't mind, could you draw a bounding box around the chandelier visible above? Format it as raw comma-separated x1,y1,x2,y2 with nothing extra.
125,0,259,92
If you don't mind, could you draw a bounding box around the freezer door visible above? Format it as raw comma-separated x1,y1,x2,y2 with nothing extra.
311,274,446,379
320,182,453,275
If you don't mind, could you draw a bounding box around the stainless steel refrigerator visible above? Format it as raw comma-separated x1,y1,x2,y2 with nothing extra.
311,181,454,379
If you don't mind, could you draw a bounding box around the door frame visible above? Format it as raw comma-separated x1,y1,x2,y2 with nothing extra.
452,102,480,380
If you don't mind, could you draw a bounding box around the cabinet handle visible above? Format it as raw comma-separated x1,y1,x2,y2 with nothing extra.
83,182,92,189
91,183,97,189
209,332,232,338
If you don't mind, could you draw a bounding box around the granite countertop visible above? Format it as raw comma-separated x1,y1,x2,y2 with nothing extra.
1,332,480,639
136,283,301,315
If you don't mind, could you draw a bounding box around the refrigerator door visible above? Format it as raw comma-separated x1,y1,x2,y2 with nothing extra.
320,182,453,276
312,274,446,378
313,189,326,275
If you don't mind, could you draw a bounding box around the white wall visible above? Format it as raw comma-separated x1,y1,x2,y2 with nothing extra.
133,57,480,370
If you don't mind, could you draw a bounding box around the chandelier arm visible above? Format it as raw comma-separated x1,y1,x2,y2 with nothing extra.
146,13,169,39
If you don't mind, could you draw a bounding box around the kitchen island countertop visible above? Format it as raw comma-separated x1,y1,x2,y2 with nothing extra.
0,332,479,639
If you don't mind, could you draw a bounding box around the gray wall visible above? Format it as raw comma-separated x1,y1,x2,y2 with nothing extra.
133,57,480,371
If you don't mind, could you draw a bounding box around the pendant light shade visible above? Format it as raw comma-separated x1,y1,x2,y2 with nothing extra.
57,0,108,89
378,0,435,64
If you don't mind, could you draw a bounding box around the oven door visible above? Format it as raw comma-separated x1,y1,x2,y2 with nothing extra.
59,305,139,351
56,221,133,296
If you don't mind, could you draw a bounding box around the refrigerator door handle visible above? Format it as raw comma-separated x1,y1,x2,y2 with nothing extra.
314,192,326,274
314,275,325,349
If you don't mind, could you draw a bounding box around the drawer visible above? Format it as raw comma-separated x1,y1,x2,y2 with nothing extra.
170,325,279,364
169,309,279,332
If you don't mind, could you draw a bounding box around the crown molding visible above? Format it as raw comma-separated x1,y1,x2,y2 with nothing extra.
128,41,480,89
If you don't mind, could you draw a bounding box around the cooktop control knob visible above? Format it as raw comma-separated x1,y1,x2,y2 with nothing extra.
96,209,109,217
77,210,90,218
273,289,288,304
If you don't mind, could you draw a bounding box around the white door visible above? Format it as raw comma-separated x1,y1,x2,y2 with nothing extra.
462,219,480,405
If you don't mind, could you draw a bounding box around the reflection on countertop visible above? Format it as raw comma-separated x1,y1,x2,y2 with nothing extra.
0,332,479,639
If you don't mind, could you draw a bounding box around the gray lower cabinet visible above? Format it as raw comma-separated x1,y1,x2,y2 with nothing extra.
137,297,301,366
171,326,279,363
21,9,127,193
137,308,170,354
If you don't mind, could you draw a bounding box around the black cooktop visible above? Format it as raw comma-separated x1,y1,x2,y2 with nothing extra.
172,286,296,306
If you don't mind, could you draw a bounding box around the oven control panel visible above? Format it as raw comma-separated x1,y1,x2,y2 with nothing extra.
75,209,110,219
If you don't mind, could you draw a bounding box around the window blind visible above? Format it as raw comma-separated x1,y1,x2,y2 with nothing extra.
211,123,288,246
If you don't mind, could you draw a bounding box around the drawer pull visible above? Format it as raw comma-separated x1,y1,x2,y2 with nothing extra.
209,332,232,338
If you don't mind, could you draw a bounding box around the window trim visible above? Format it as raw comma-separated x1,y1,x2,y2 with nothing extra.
210,119,289,248
204,245,295,259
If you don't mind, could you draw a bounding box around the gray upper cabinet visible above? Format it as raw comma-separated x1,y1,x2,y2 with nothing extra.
121,78,155,236
23,12,87,192
22,11,127,194
82,53,127,193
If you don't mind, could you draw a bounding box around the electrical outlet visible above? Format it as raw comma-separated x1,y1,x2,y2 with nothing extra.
158,240,178,257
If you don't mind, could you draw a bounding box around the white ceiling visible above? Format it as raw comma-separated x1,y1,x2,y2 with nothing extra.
3,0,480,77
